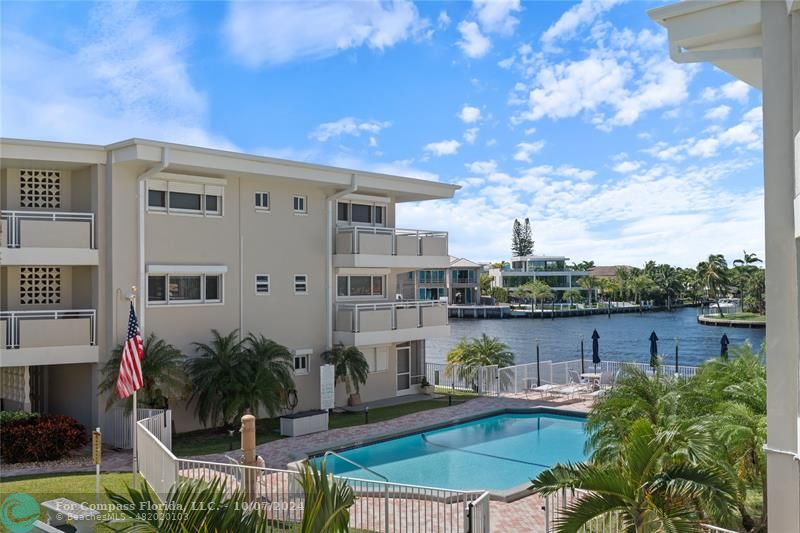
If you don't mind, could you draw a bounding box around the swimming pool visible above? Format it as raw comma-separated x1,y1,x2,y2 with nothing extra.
317,411,587,493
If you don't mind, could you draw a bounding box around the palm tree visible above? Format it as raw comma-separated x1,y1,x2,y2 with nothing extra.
531,419,737,532
447,334,514,391
576,276,598,306
628,274,655,306
561,287,583,307
479,273,493,295
697,254,731,317
237,333,295,417
652,264,682,310
99,333,185,411
186,329,245,428
320,344,369,406
298,461,356,533
526,279,553,312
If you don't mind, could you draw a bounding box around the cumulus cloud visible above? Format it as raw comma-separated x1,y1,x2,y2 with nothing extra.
704,105,731,121
223,0,429,67
612,160,641,173
513,141,545,162
466,160,498,174
541,0,626,50
473,0,521,35
457,21,491,58
438,11,451,29
463,127,479,144
701,80,750,103
458,105,482,123
309,117,391,142
424,139,461,156
0,2,233,148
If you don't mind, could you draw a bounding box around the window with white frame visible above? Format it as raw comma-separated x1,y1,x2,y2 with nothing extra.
255,274,270,294
337,275,385,297
361,347,388,373
336,200,387,226
147,273,223,305
294,274,308,294
147,179,223,216
293,349,311,375
255,192,270,211
293,195,307,214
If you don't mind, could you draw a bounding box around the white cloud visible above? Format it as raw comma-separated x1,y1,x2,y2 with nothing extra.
513,141,545,162
498,56,514,69
223,0,429,67
463,127,479,144
541,0,626,50
458,105,482,123
701,80,750,103
612,160,641,173
473,0,521,35
438,11,451,29
466,160,497,174
424,139,461,156
704,105,731,121
309,117,391,142
457,21,491,58
0,3,233,148
514,27,695,130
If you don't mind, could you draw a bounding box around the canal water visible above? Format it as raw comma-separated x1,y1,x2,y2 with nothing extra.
426,307,765,367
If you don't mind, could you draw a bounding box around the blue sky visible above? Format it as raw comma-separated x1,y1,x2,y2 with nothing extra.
0,0,764,267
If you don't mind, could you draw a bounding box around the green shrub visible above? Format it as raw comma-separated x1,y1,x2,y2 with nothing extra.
0,415,88,463
0,410,39,425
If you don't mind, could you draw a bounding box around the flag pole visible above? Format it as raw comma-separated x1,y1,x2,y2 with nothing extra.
131,286,138,489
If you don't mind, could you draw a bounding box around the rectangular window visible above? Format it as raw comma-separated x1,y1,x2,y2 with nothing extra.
205,195,220,215
336,275,385,297
351,203,372,223
148,189,166,209
293,195,307,214
255,274,270,294
169,275,202,301
374,205,384,225
205,275,221,302
293,349,311,376
362,347,388,373
169,191,202,211
294,274,308,294
255,192,270,210
147,273,223,305
337,202,349,222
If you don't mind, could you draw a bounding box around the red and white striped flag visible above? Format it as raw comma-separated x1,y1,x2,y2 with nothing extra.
116,302,144,399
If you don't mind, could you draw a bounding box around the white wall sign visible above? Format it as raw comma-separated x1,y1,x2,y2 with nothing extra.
320,364,335,410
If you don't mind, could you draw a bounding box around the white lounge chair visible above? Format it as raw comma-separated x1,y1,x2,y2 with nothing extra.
526,381,560,399
582,371,613,400
553,370,590,399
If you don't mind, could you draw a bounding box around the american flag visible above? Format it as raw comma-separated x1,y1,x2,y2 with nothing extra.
116,302,144,399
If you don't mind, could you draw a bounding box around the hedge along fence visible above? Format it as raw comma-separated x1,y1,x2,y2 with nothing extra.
0,413,88,463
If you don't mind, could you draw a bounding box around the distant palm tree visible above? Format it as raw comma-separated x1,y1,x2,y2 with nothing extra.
628,274,655,305
479,273,493,295
561,288,583,306
321,344,369,406
99,333,186,411
525,279,553,312
697,254,731,317
531,419,736,532
577,276,598,305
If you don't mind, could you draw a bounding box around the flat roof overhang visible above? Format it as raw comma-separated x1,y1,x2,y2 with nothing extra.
648,0,765,89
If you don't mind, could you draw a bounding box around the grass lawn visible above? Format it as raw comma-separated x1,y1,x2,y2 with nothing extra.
721,312,766,322
172,393,478,457
0,472,142,530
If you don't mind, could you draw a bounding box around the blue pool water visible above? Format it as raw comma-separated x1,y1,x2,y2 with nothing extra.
319,412,587,492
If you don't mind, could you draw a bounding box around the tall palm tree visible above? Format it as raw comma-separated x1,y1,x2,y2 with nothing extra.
697,254,731,317
186,329,245,428
628,274,655,305
577,275,598,306
531,419,737,533
320,344,369,405
238,333,295,417
652,264,682,310
525,279,553,312
99,333,186,411
562,287,583,306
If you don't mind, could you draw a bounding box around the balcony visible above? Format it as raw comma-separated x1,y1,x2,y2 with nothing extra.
334,300,449,346
334,226,449,268
0,309,99,366
0,210,98,265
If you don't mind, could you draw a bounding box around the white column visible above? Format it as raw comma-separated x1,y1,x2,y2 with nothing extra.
762,3,800,531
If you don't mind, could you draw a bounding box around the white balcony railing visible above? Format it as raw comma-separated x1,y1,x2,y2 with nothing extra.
0,309,97,350
335,300,448,333
335,226,448,256
1,210,95,249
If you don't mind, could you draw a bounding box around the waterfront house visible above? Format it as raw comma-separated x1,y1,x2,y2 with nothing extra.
489,255,595,301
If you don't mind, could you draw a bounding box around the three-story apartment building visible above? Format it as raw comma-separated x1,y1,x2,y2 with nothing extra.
0,138,457,432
